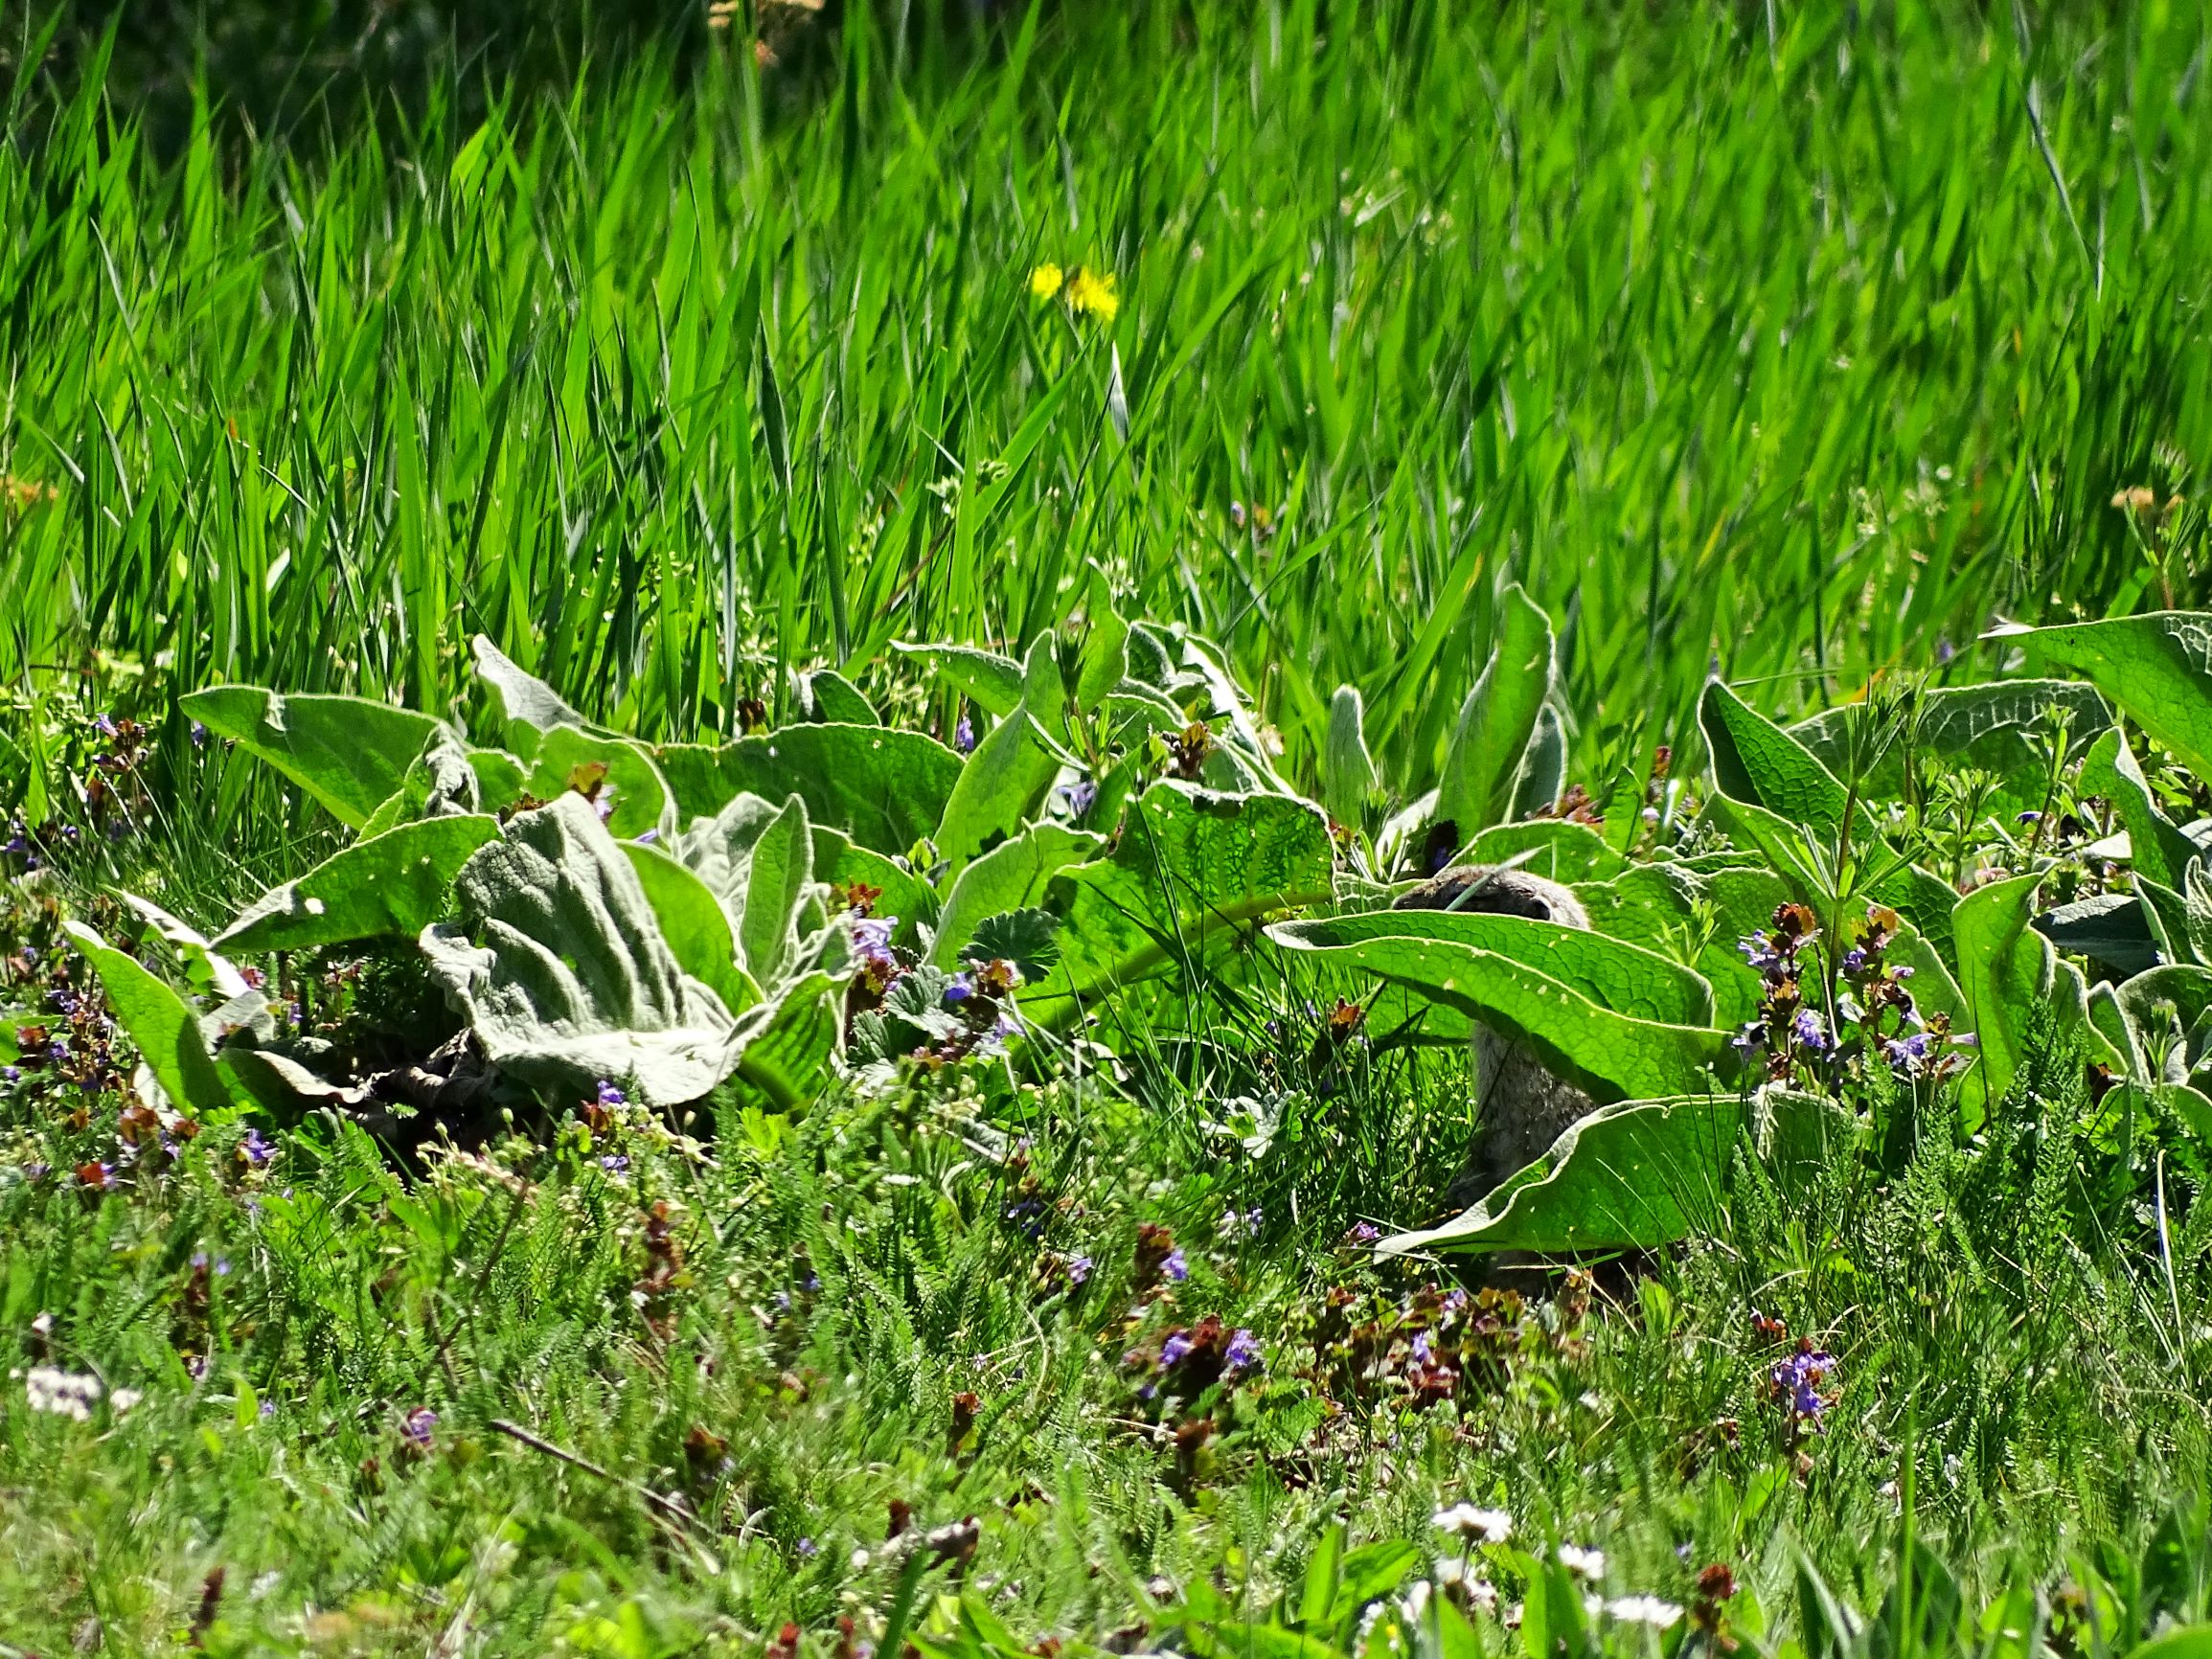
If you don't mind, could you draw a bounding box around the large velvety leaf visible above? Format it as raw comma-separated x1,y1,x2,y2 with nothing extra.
1272,910,1713,1027
184,686,441,829
930,823,1104,969
1953,870,2055,1124
524,727,671,841
117,892,250,1001
1320,684,1380,828
739,795,813,988
1699,680,1853,838
655,726,962,854
724,969,844,1115
217,817,499,953
1378,1091,1846,1257
675,791,782,933
2034,892,2159,978
1790,680,2109,815
796,669,878,725
620,843,763,1016
1575,861,1790,1029
934,634,1067,872
812,828,936,935
890,642,1025,716
1509,702,1569,819
63,922,245,1123
419,795,736,1104
1985,612,2212,779
1434,584,1554,839
471,633,587,756
1020,784,1334,1022
360,726,485,836
1266,928,1729,1102
2080,727,2201,890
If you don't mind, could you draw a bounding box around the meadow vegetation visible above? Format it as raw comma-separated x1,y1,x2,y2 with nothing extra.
4,2,2212,1655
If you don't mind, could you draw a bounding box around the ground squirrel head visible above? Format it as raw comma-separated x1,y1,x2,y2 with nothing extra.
1390,864,1590,930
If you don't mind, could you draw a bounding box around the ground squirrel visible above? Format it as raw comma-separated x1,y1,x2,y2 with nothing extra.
1392,864,1597,1215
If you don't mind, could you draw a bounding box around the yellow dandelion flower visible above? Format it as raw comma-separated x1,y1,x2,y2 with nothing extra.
4,477,57,514
1029,262,1064,302
1065,265,1119,324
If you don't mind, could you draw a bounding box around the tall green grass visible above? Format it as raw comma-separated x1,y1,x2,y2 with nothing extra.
3,0,2209,810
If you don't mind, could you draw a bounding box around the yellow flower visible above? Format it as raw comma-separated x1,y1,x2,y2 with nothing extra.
1065,265,1119,324
1029,262,1064,302
3,477,57,514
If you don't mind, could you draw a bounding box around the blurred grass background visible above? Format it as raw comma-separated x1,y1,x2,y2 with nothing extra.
3,0,2210,811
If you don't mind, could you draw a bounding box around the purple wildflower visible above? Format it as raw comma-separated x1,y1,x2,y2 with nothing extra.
599,1154,629,1172
1738,932,1783,972
853,915,898,963
400,1407,439,1448
595,1079,627,1109
1065,1254,1093,1285
1159,1331,1195,1370
1060,777,1099,817
1223,1329,1263,1373
239,1127,273,1167
953,714,976,754
1771,1348,1836,1420
1790,1009,1830,1055
1161,1248,1189,1283
944,973,976,1005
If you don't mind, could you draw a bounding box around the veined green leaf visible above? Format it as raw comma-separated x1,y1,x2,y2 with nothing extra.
657,725,962,854
1266,928,1728,1102
64,922,246,1124
1953,870,2056,1124
2081,726,2201,890
184,686,441,830
1985,612,2212,779
217,816,498,953
1699,679,1854,838
524,727,671,841
1790,679,2109,816
1021,784,1334,1022
935,634,1069,872
725,969,844,1116
890,642,1025,716
621,842,764,1016
930,823,1104,969
1379,1091,1845,1256
1272,909,1713,1027
1434,584,1554,840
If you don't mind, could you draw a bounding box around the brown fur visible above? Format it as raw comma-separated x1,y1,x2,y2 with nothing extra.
1393,865,1597,1216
